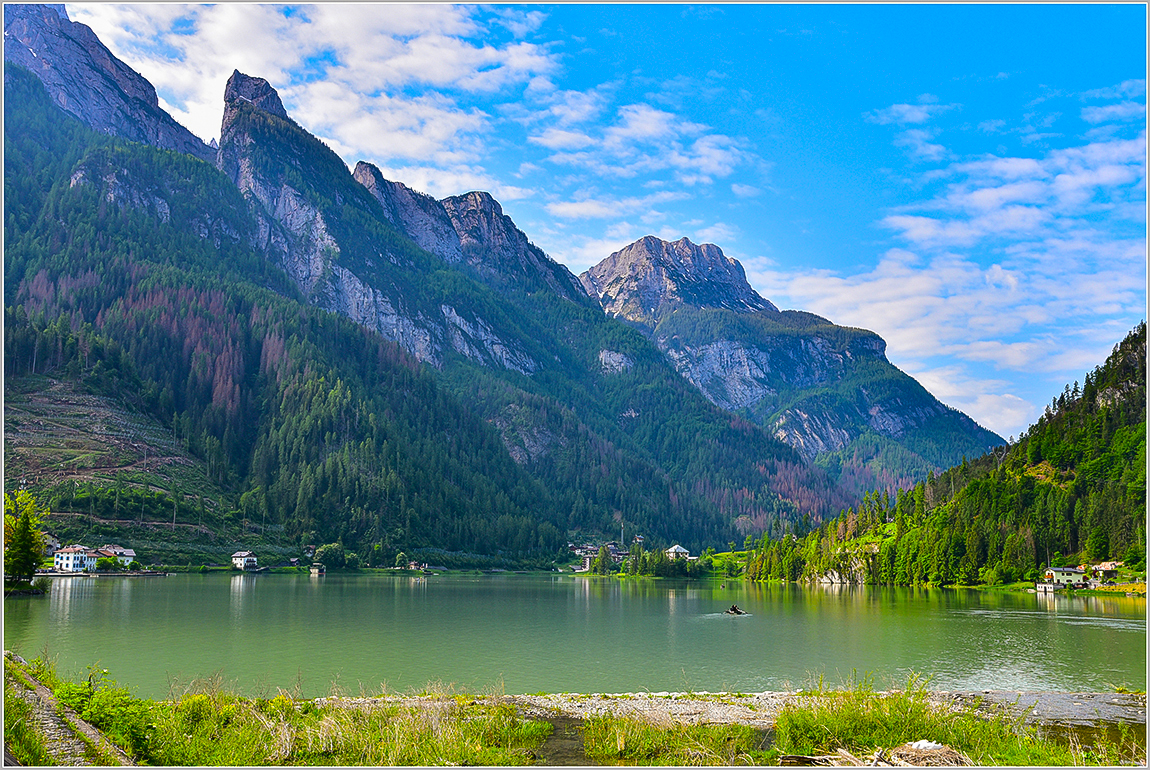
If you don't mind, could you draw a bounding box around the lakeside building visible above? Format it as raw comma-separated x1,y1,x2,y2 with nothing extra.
98,544,136,567
43,533,60,556
53,545,96,572
1043,566,1087,587
665,544,690,560
231,551,258,570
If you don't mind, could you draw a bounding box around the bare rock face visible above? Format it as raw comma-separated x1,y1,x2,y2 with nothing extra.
216,71,443,365
321,264,443,366
4,4,214,162
216,72,540,375
353,162,464,264
580,236,777,329
222,69,288,121
441,191,588,302
659,333,945,461
598,350,634,374
442,305,536,375
662,341,778,411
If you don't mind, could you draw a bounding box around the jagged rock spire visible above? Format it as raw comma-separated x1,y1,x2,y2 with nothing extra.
222,70,289,120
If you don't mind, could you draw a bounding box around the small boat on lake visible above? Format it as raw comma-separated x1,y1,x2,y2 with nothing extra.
725,604,747,615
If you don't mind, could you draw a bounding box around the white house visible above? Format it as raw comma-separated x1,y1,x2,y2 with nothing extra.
231,551,258,570
1044,566,1086,586
99,544,136,567
54,545,96,572
666,544,690,560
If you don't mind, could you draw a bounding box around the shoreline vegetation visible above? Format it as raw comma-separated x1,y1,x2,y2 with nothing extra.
4,652,1145,767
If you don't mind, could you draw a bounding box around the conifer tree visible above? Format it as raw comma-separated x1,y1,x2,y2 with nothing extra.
4,491,45,583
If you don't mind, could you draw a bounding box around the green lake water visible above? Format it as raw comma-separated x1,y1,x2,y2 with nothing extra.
4,572,1145,699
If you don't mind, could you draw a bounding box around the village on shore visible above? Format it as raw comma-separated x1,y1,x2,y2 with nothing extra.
34,531,1141,597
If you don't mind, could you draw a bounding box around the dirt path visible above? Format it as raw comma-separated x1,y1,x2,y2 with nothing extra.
4,653,135,767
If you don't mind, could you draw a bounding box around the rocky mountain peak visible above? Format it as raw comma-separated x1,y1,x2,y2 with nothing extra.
439,191,589,302
353,161,464,264
580,235,777,329
223,70,289,120
4,3,214,162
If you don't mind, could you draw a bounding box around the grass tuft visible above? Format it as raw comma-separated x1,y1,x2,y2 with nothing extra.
583,714,773,765
774,672,1147,766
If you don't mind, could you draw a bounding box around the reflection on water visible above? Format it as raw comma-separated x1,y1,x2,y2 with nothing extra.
48,576,97,630
5,574,1144,700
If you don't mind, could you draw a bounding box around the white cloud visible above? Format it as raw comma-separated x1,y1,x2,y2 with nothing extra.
1081,79,1146,100
528,128,596,150
883,133,1146,248
865,98,959,125
1081,101,1146,124
732,183,760,197
694,222,738,244
893,128,950,162
545,191,686,219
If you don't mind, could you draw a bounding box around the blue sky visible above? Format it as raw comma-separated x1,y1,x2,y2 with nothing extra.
68,3,1146,440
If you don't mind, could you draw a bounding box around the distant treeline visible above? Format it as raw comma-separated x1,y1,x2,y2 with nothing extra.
748,323,1146,585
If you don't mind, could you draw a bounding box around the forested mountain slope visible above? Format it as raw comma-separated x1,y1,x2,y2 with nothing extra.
4,64,564,562
4,56,839,561
211,69,851,547
747,323,1147,585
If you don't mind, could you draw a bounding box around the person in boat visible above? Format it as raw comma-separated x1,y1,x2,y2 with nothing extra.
727,604,745,615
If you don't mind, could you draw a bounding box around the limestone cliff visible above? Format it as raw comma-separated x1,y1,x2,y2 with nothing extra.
441,191,589,302
4,4,214,162
353,162,464,264
580,235,776,328
216,72,538,374
582,235,1002,484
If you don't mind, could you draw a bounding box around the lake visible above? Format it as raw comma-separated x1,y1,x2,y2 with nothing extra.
4,572,1145,700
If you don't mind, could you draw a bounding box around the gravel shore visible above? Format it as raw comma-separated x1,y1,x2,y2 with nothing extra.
315,689,1147,729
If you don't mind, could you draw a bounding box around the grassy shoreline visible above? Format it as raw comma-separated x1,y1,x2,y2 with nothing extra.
4,653,1145,766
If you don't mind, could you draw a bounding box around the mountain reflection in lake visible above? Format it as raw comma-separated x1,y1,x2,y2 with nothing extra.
5,573,1144,699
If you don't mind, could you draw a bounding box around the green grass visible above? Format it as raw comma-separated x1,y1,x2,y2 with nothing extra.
583,715,774,765
6,655,552,766
774,673,1146,766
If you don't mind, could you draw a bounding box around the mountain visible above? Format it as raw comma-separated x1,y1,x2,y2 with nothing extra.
747,322,1147,585
354,163,590,303
212,69,850,546
581,236,1003,493
3,4,214,163
581,235,777,326
2,6,1011,567
4,62,569,565
4,18,848,566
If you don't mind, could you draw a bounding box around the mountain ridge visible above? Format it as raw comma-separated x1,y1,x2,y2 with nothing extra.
3,3,215,163
4,8,1006,563
581,234,1003,493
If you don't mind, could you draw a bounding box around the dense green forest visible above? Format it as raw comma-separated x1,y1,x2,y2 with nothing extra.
217,72,852,548
4,63,845,564
4,65,564,563
747,323,1147,585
